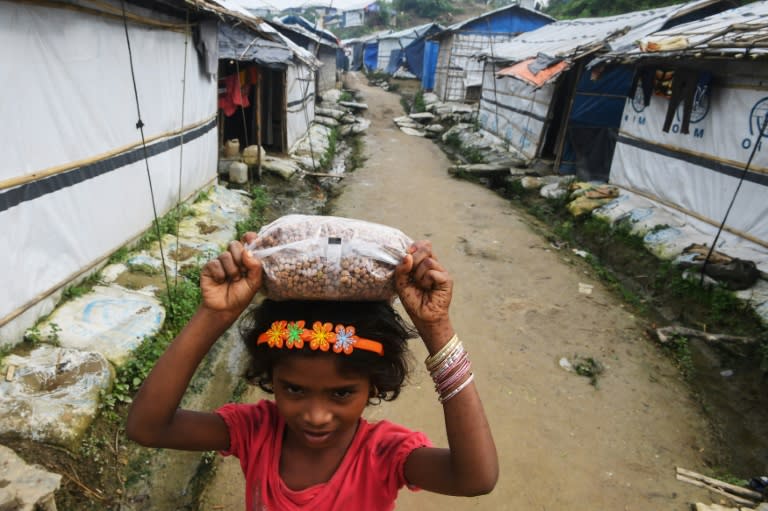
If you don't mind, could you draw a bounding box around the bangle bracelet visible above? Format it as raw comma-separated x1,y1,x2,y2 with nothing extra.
439,373,474,403
430,349,467,382
425,334,460,371
436,359,471,394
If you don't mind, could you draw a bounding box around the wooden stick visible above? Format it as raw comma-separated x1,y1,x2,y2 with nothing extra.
62,473,105,501
656,327,755,346
305,172,345,178
675,474,757,506
676,467,763,500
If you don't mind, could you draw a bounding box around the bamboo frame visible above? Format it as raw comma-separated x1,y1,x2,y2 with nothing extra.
1,115,217,192
22,0,190,31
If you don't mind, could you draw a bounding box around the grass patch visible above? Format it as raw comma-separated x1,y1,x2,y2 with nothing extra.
318,127,339,171
235,185,269,240
346,135,366,171
412,89,426,113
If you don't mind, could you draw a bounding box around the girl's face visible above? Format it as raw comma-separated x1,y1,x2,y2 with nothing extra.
273,354,371,451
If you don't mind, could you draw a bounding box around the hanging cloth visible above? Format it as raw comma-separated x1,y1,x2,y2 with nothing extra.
218,72,251,117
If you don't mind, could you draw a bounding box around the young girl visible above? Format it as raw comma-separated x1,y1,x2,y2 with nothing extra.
126,233,498,510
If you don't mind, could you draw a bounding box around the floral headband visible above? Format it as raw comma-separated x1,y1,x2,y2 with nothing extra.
257,320,384,356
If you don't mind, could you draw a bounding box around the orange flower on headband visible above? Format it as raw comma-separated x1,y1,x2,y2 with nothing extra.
285,321,306,349
264,320,287,348
309,321,334,351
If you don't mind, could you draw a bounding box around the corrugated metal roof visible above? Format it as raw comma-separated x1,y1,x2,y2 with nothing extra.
486,0,725,63
603,0,768,60
445,3,554,31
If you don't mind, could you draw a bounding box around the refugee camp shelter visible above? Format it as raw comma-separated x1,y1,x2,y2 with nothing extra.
601,1,768,247
344,31,386,71
385,23,444,77
431,4,554,102
217,18,320,155
364,23,438,72
477,0,733,166
271,16,340,93
0,0,220,344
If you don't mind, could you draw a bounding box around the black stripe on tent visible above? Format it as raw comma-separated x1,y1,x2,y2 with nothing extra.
0,119,217,214
616,135,768,187
481,97,547,123
287,93,315,108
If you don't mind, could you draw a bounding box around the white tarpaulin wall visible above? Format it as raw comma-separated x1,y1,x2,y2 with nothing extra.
610,63,768,246
0,2,217,331
478,61,555,161
286,61,317,152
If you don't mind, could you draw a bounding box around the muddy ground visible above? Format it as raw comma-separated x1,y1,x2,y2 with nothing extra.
194,73,768,510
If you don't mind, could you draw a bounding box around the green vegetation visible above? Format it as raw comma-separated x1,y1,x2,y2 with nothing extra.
319,128,340,171
663,334,695,380
137,204,192,251
393,0,454,18
412,89,426,113
235,185,269,240
346,134,367,170
62,272,103,301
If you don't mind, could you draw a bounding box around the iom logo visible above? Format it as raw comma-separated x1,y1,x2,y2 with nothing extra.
749,98,768,137
742,97,768,150
676,84,710,124
631,83,646,113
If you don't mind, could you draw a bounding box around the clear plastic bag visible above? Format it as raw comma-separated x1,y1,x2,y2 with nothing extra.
246,214,413,301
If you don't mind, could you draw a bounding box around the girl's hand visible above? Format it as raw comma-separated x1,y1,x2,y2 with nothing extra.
200,232,262,317
395,240,453,337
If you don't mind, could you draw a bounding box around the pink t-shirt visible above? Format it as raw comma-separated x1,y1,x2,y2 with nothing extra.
216,400,432,511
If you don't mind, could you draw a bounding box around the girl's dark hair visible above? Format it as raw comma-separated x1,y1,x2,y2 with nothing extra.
240,299,417,403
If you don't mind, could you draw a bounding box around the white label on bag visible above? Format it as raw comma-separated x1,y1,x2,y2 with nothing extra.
325,237,342,265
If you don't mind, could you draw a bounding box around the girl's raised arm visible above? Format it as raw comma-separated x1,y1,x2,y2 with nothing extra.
395,241,499,496
126,236,262,452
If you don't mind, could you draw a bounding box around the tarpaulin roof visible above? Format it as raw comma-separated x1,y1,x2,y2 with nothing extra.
599,0,768,61
486,0,729,64
218,22,294,66
258,21,320,68
271,17,339,48
377,22,437,42
442,3,554,33
279,15,340,46
497,57,570,87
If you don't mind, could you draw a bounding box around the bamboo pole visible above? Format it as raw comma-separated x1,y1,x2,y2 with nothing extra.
676,467,764,500
615,183,768,250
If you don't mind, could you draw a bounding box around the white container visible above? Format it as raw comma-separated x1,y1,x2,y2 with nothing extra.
228,161,248,184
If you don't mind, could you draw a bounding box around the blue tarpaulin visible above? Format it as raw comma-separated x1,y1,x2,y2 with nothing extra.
386,48,404,74
421,40,439,90
402,24,442,80
560,65,634,180
363,42,378,71
453,6,552,34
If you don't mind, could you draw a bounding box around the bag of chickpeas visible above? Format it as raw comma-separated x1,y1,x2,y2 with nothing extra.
247,214,413,301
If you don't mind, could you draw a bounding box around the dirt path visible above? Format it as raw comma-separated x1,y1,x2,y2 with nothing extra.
199,74,717,510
